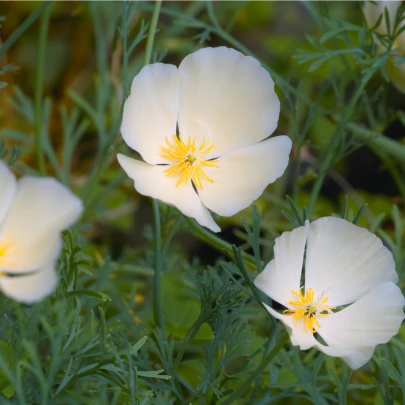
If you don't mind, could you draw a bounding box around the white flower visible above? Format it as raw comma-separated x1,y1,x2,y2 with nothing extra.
254,217,405,370
0,160,83,303
363,1,405,93
117,47,292,232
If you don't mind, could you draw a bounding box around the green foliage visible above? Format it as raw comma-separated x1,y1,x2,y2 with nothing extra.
1,1,405,404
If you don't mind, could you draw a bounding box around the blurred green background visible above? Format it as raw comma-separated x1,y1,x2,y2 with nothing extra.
1,2,405,404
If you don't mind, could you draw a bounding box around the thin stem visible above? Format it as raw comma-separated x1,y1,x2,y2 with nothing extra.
306,61,381,217
218,329,289,405
0,3,48,60
34,2,51,175
82,141,119,209
153,199,165,333
144,0,162,66
370,145,405,203
173,313,206,373
347,121,405,161
162,216,183,259
184,216,259,268
145,0,164,332
122,2,130,97
309,386,330,405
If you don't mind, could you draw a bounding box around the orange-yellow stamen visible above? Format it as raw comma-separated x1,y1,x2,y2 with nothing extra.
283,287,334,333
161,135,219,189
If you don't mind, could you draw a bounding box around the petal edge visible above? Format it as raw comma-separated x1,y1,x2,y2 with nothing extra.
121,63,180,165
198,136,292,217
118,154,220,232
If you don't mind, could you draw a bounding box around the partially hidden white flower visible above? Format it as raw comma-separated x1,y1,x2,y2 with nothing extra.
0,160,83,303
363,1,405,93
117,47,292,232
254,217,405,370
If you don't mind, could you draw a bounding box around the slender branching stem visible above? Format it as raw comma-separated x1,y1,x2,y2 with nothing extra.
306,61,381,217
218,330,289,405
144,0,165,333
144,0,161,66
0,3,48,60
184,216,260,269
152,199,165,334
34,2,51,175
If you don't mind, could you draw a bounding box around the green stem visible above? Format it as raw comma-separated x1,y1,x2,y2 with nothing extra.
184,216,259,268
145,0,164,332
348,121,405,161
173,313,206,373
122,2,130,97
306,61,381,218
0,3,48,60
153,199,165,333
370,145,405,203
309,386,330,405
34,2,51,175
82,141,118,209
144,0,162,66
218,329,289,405
162,216,182,259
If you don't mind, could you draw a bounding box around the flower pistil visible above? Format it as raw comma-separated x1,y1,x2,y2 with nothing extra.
284,287,334,333
161,135,219,189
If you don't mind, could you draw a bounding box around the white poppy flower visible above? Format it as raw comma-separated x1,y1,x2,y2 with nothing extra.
254,217,405,370
363,1,405,93
0,160,83,303
117,47,292,232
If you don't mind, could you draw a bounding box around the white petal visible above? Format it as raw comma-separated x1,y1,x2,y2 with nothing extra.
0,177,83,272
198,136,291,216
318,281,405,369
0,263,58,303
117,154,220,232
121,63,179,165
178,47,280,158
305,217,397,306
0,160,16,226
254,221,309,308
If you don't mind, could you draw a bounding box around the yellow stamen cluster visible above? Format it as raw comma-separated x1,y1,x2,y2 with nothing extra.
284,287,334,333
161,135,219,189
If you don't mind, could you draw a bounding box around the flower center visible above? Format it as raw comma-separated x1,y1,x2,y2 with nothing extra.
283,287,334,333
161,135,219,189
